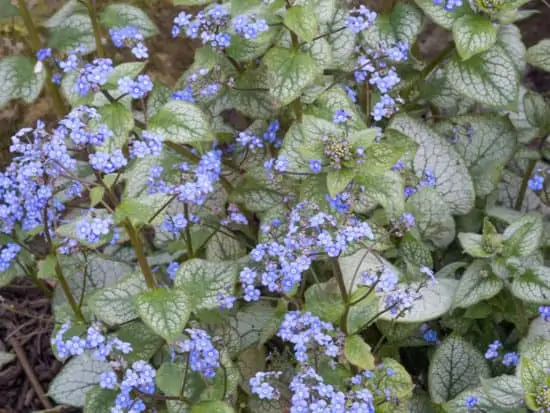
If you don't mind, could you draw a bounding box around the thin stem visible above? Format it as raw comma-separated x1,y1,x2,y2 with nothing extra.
515,159,537,211
55,260,85,321
84,0,105,57
124,219,157,289
16,0,66,116
421,42,455,78
300,26,346,46
183,204,193,258
332,258,349,304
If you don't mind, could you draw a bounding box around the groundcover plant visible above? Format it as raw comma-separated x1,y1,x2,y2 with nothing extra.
1,0,550,411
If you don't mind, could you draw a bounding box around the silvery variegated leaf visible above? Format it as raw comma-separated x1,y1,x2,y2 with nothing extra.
429,336,490,403
47,14,96,53
446,45,519,109
100,3,159,37
0,56,46,108
526,39,550,72
453,260,503,308
389,115,475,215
363,3,424,47
481,375,525,409
414,0,470,29
452,15,497,61
497,24,526,73
48,352,112,407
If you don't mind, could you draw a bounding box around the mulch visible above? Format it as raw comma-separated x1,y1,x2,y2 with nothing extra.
0,279,63,413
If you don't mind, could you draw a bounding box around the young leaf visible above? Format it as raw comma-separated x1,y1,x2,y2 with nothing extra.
344,335,375,370
263,47,320,105
446,46,519,109
347,293,379,334
356,171,405,218
304,281,345,324
173,259,238,311
458,233,494,258
389,115,475,215
428,335,490,403
453,15,497,61
527,39,550,72
100,3,159,37
97,102,135,150
326,169,354,197
284,4,318,42
0,56,46,108
518,341,550,392
453,260,503,308
89,186,105,207
149,100,215,146
48,352,112,406
135,288,191,342
105,62,147,89
502,214,543,257
88,272,147,325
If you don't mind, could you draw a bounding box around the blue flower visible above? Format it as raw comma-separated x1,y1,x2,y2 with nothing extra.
502,352,519,367
36,48,52,62
177,328,220,378
528,173,545,191
309,160,322,174
465,395,478,408
484,340,502,360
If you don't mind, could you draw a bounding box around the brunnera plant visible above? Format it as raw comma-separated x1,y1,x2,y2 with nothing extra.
1,0,550,411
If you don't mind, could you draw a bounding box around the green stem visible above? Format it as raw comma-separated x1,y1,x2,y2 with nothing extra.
16,0,67,117
125,219,157,289
55,259,85,321
183,204,193,258
421,42,455,78
84,0,105,57
515,159,537,211
332,258,349,334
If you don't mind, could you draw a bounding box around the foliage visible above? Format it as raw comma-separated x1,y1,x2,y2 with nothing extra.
1,0,550,412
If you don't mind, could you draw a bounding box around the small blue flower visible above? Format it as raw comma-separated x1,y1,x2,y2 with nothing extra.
465,395,478,408
36,48,52,62
528,173,545,191
484,340,502,360
309,160,322,174
502,352,519,367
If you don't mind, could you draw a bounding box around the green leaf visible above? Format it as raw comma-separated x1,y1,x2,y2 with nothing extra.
43,0,86,28
414,0,470,29
378,279,459,323
443,387,499,413
520,317,550,351
114,321,164,363
228,301,277,351
458,233,493,258
0,56,45,108
147,80,172,118
428,335,490,403
263,47,320,105
400,232,433,267
48,352,112,406
156,362,187,397
88,272,147,325
347,293,379,334
0,0,19,19
114,198,155,225
47,14,96,53
518,341,550,392
511,266,550,304
38,254,57,280
205,231,246,262
447,46,519,108
97,102,135,150
279,115,340,174
100,3,159,37
324,9,356,70
363,3,424,46
497,24,526,73
105,62,146,89
135,288,191,342
307,87,366,130
304,281,345,324
406,188,456,248
173,259,237,311
84,387,118,413
284,4,318,42
326,169,354,197
527,39,550,72
453,260,503,308
433,115,517,197
379,358,414,398
357,171,405,218
523,90,550,133
338,249,399,294
502,214,543,257
407,393,436,413
481,375,525,409
89,186,105,207
453,15,497,61
149,100,215,146
191,401,235,413
344,335,375,370
389,115,475,215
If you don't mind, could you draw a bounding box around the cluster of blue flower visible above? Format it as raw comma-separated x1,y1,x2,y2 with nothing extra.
239,201,375,301
172,67,225,103
345,5,377,34
484,340,519,367
172,5,269,50
391,160,437,198
110,26,149,59
0,243,21,272
237,120,281,152
148,149,222,207
175,328,220,378
75,214,114,244
433,0,463,11
528,168,546,192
